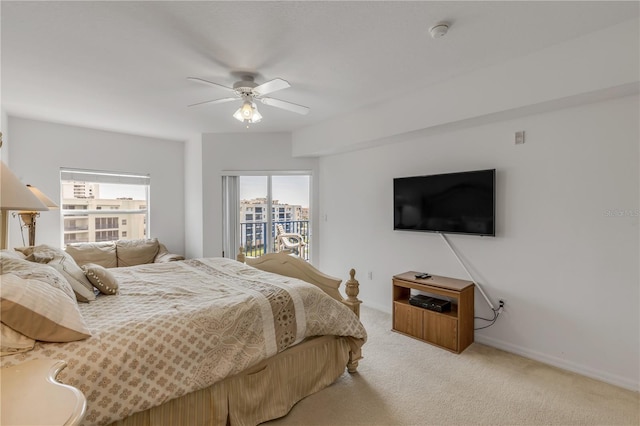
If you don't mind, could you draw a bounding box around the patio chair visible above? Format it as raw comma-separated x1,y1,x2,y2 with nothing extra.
275,224,307,256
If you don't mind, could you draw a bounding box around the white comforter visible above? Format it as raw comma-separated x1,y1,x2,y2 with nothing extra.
0,258,367,425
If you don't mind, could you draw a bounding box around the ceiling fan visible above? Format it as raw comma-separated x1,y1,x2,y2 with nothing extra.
187,74,310,124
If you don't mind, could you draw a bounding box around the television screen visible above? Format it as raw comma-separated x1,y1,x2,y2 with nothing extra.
393,169,495,236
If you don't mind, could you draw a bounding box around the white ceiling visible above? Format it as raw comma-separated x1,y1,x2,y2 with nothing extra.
2,1,638,141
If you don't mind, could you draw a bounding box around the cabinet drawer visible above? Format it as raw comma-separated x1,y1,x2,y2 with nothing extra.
422,310,458,351
393,302,422,336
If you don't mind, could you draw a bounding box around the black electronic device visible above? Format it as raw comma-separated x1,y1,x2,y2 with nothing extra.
409,294,452,313
414,273,431,279
393,169,496,236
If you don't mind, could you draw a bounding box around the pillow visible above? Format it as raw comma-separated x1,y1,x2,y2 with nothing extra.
0,249,26,260
1,323,36,356
65,242,117,268
116,238,159,267
25,252,55,263
0,274,91,342
16,245,96,302
0,256,77,302
154,243,186,263
83,263,119,295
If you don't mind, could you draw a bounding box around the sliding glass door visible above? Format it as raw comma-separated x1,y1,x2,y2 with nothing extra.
223,173,310,260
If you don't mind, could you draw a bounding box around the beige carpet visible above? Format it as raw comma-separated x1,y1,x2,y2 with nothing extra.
265,306,639,426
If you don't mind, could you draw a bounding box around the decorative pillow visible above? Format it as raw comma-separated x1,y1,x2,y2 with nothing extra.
65,242,117,268
25,252,55,263
1,323,36,356
0,274,91,342
116,238,159,267
83,263,119,295
16,245,96,302
0,256,77,302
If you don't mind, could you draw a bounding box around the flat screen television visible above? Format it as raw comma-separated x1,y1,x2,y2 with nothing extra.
393,169,495,236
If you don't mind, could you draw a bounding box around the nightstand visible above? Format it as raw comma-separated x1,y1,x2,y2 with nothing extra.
1,359,86,425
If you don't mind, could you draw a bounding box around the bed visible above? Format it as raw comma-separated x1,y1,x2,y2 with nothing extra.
0,248,366,426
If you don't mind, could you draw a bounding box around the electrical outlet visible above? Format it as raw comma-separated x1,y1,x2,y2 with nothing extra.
367,271,373,280
515,131,525,144
498,299,505,314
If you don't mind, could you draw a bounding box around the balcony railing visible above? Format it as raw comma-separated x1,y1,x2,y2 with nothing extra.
64,237,89,244
241,220,309,260
64,226,89,231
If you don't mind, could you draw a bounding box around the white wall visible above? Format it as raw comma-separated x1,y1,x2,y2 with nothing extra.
184,134,204,258
318,95,639,391
1,110,9,162
201,132,319,262
5,117,185,254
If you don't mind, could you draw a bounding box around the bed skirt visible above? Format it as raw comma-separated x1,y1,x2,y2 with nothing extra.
108,335,352,426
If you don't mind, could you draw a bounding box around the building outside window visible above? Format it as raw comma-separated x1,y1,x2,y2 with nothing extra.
95,230,119,242
60,168,150,246
95,217,119,230
239,197,309,256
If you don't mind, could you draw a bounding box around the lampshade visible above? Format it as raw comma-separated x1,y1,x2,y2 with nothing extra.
232,107,245,122
251,104,263,122
26,185,59,210
0,161,48,211
1,160,49,249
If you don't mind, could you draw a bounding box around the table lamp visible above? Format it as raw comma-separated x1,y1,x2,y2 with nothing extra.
0,161,48,249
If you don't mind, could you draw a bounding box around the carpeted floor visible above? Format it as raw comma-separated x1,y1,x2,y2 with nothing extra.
265,306,639,425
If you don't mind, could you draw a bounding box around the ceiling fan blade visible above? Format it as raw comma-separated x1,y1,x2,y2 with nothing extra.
260,97,310,115
253,78,291,96
187,77,235,93
188,97,238,107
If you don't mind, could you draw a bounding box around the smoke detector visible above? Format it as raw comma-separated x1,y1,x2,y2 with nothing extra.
429,23,449,39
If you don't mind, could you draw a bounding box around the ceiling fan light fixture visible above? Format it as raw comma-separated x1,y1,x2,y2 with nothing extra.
233,101,262,124
188,75,308,124
241,101,253,118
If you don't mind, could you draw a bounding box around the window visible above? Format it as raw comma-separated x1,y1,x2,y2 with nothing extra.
222,174,311,260
60,168,150,246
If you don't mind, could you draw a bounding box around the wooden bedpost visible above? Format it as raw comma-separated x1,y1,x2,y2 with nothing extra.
343,269,362,318
236,246,245,263
344,269,363,374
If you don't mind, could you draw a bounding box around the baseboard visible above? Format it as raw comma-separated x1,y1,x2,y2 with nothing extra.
475,334,639,392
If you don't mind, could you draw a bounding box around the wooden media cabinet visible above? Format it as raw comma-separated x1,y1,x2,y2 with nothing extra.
392,271,475,353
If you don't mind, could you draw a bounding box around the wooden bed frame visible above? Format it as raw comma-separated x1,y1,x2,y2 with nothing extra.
238,248,362,316
110,250,363,426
